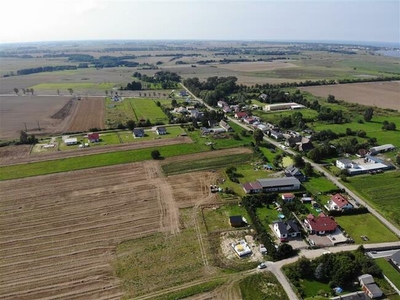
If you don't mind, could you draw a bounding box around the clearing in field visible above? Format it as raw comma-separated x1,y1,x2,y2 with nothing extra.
300,81,400,111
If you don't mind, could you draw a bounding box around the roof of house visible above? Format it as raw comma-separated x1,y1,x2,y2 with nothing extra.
88,132,100,140
235,112,247,118
364,283,383,296
359,274,375,285
133,128,144,135
306,213,337,232
391,250,400,264
156,126,167,132
257,177,301,188
370,144,395,152
285,166,303,177
282,193,295,198
337,158,352,164
274,220,299,235
331,194,351,208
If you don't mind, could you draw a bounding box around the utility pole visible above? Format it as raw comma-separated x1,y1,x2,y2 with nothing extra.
24,122,27,132
37,121,41,131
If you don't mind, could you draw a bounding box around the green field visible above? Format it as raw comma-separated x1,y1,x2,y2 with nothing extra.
162,152,253,175
239,272,289,300
31,82,116,91
335,214,399,244
342,171,400,229
113,209,212,298
375,258,400,290
0,143,204,181
203,204,251,233
302,175,338,195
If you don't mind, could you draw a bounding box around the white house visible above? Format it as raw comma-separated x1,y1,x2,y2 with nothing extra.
327,194,353,211
336,158,353,169
273,220,300,240
64,137,78,145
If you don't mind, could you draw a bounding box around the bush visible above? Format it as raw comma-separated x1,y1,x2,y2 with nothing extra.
151,150,161,159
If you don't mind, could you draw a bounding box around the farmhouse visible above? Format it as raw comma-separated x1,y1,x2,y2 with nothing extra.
270,130,284,140
358,274,383,299
327,194,353,211
234,112,247,119
222,106,231,113
217,100,228,108
242,177,301,194
133,128,145,138
87,132,100,142
155,126,167,135
219,120,232,132
264,102,305,111
64,137,78,146
285,166,306,182
281,193,295,202
273,220,300,240
336,158,352,169
304,213,337,235
231,240,252,258
369,144,395,155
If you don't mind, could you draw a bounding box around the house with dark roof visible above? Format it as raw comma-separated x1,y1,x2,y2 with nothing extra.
285,166,306,182
327,194,353,211
222,106,231,113
304,213,337,235
156,126,167,135
87,132,100,142
358,274,383,299
273,220,300,240
390,250,400,270
270,130,284,140
133,128,145,138
219,120,232,132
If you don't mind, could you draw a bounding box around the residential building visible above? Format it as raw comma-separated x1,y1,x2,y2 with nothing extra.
304,213,337,235
156,126,167,135
273,220,301,239
327,194,353,211
222,106,231,113
219,120,232,132
64,137,78,145
217,100,228,108
336,158,353,169
285,165,306,182
234,112,247,119
390,250,400,270
369,144,395,155
133,128,145,138
281,193,295,202
270,130,284,140
264,102,305,111
87,133,100,142
358,274,383,299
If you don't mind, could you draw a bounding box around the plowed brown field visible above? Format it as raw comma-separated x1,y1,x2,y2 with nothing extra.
66,97,105,132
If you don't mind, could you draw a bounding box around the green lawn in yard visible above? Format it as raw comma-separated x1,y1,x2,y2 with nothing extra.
236,164,275,183
203,204,251,233
31,82,116,91
342,171,400,229
129,98,168,123
375,258,400,290
256,206,282,231
302,175,338,195
300,278,331,298
239,272,289,300
282,156,294,167
0,143,204,181
335,214,399,244
57,132,121,151
253,109,319,125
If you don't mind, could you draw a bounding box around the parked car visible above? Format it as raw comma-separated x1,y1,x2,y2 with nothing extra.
257,263,266,269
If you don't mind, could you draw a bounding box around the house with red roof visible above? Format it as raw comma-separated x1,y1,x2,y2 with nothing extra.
304,213,337,235
87,132,100,142
281,193,295,202
234,112,248,119
327,194,353,211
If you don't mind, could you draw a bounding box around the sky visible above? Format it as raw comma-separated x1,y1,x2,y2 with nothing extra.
0,0,399,45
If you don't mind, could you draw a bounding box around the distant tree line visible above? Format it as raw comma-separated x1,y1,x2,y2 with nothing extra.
132,71,180,89
68,54,139,68
16,65,77,76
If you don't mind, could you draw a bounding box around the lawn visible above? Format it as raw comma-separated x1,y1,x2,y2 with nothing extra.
335,213,399,244
300,278,331,298
119,126,184,143
113,208,212,299
57,132,121,151
236,164,275,183
302,175,338,195
0,143,204,181
375,258,400,290
256,206,282,231
129,98,169,123
162,152,254,175
342,171,400,229
239,272,289,300
203,204,251,233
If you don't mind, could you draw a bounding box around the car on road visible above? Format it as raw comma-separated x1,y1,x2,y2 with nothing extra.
257,263,267,269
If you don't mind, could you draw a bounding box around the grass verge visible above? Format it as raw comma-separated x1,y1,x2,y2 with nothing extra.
375,258,400,290
239,272,289,300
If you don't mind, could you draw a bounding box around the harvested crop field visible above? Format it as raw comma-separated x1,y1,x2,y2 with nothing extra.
216,61,297,72
66,97,105,132
0,154,225,299
0,96,72,140
0,162,173,299
300,81,400,111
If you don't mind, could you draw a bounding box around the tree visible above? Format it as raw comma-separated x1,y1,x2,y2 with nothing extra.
68,88,74,95
13,88,19,95
105,90,108,96
30,88,34,95
126,120,136,131
396,155,400,166
357,130,366,138
303,162,313,177
363,107,374,122
327,94,336,103
57,89,60,95
307,148,322,162
171,99,178,107
22,88,26,95
293,154,305,168
151,150,161,159
253,129,264,145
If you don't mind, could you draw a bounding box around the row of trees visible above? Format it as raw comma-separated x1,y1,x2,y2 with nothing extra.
14,88,34,95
